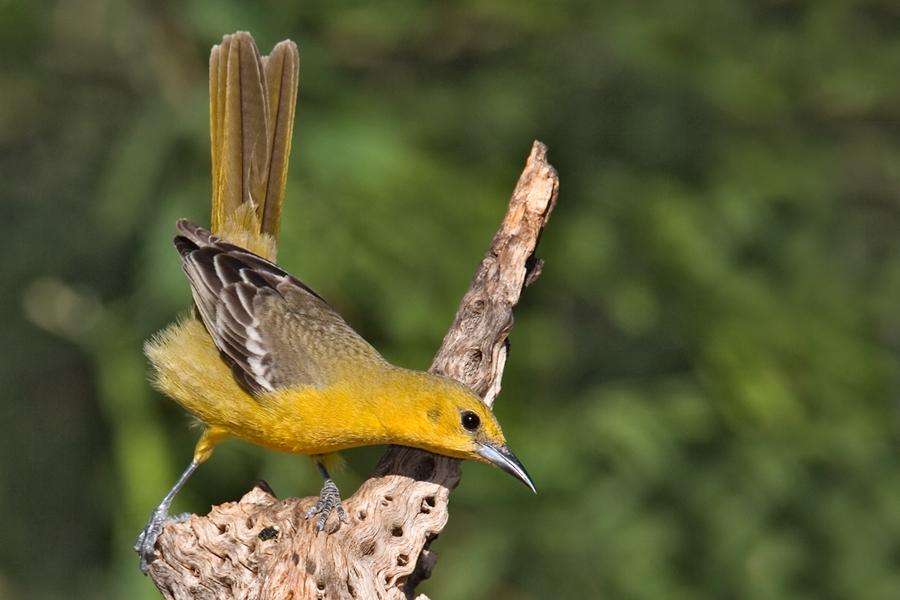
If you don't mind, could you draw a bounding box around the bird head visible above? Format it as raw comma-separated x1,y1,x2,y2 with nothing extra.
393,371,535,493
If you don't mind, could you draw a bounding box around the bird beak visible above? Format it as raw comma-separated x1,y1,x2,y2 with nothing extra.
477,443,536,493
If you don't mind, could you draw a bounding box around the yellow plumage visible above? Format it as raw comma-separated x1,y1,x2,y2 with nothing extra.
134,31,532,574
145,312,506,461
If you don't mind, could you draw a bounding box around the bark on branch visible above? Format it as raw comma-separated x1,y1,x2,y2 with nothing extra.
147,141,559,600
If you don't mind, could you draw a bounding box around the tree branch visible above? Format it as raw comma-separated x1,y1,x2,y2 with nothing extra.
147,141,559,600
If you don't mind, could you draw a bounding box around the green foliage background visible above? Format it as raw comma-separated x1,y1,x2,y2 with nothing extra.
3,0,900,598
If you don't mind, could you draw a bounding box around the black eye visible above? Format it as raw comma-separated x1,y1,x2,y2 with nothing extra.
461,411,480,431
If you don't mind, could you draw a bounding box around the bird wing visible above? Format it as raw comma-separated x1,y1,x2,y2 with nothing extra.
174,219,385,395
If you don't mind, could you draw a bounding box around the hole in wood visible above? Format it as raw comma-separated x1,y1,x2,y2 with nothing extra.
391,526,403,537
466,348,484,368
420,497,434,513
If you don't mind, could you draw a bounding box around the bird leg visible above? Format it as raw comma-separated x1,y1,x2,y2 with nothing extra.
304,462,347,531
134,460,199,573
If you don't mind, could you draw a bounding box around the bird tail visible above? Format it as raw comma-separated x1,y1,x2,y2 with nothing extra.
208,32,299,262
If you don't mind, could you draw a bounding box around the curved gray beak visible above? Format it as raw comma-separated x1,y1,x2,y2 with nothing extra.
477,444,536,493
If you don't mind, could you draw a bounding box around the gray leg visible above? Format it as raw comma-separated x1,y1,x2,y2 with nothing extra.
134,460,199,573
304,462,347,531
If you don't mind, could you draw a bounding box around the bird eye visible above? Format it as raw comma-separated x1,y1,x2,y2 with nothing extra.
461,411,480,431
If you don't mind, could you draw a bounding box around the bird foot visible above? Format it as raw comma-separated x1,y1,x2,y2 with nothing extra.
134,508,192,573
304,478,347,531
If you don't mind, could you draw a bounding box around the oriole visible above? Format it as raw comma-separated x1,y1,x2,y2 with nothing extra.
134,32,533,573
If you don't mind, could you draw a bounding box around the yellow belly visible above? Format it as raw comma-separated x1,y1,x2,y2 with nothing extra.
145,316,391,456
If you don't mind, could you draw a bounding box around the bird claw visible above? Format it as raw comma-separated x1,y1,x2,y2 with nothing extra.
304,478,346,531
134,508,192,573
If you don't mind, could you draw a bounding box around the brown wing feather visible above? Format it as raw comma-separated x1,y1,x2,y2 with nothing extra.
174,219,382,395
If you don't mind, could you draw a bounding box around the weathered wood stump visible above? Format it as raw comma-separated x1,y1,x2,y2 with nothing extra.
146,141,558,600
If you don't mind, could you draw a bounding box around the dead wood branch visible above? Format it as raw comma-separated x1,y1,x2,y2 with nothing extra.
147,141,558,600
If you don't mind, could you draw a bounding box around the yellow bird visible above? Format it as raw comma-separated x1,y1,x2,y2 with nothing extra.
134,33,533,572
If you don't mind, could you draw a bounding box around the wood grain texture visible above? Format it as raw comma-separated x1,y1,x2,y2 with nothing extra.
146,141,558,600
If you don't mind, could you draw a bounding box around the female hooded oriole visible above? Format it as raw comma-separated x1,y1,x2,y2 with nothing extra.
134,32,533,573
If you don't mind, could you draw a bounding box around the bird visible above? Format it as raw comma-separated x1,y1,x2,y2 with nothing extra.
134,33,533,574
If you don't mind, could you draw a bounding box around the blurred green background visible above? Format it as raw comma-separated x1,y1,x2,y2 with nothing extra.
3,0,900,598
